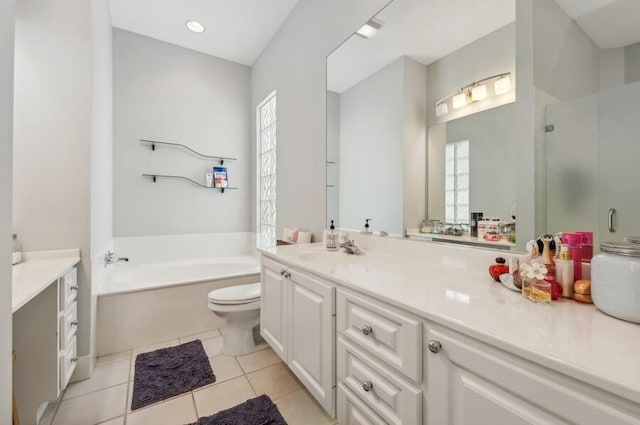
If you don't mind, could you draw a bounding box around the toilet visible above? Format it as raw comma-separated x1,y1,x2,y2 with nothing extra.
207,282,262,356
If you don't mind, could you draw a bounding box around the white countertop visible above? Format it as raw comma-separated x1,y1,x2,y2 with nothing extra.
12,249,81,313
261,238,640,404
406,229,515,249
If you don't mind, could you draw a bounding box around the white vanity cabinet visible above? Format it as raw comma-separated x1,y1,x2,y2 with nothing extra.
424,324,640,425
336,288,423,425
260,257,336,416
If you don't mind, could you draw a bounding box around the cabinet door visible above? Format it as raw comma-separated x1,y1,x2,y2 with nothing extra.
288,268,336,416
260,257,288,361
426,327,640,425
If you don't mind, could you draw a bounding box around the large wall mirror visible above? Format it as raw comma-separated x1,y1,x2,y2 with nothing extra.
327,0,640,252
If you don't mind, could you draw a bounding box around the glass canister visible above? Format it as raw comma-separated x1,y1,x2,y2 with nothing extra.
591,242,640,324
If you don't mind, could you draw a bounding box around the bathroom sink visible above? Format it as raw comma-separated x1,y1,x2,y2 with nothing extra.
298,251,362,265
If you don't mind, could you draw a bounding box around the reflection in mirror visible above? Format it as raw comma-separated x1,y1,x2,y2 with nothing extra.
327,0,517,250
538,0,640,247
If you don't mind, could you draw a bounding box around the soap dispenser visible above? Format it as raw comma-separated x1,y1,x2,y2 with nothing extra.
326,220,339,251
361,219,372,235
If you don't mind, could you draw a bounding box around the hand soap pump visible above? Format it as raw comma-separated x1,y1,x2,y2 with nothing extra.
362,219,372,235
326,220,339,251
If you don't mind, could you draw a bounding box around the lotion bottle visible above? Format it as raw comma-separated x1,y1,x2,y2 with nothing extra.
555,244,574,298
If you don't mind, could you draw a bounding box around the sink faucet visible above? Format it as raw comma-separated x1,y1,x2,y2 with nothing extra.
104,251,129,267
340,240,364,255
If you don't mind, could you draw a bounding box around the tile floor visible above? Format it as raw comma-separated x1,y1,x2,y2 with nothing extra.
50,329,336,425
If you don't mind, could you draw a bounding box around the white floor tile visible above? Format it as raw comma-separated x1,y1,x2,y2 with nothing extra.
179,329,221,343
126,394,197,425
97,417,124,425
52,383,127,425
236,347,282,374
208,355,243,384
96,350,131,367
193,376,256,417
275,389,336,425
64,359,130,400
246,363,301,400
200,336,224,357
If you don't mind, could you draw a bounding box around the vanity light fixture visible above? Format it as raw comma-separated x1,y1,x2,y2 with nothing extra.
356,19,382,38
435,72,512,117
494,75,512,95
471,84,488,101
452,92,468,109
186,20,206,33
435,102,449,117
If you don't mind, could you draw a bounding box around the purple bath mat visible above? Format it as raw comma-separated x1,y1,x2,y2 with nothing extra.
187,394,287,425
132,339,215,410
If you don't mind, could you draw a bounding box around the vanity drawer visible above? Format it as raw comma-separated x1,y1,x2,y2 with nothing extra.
338,335,422,425
337,289,422,383
59,267,78,311
337,382,387,425
59,337,77,390
59,301,78,351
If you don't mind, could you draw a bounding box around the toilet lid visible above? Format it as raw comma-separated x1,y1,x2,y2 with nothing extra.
208,282,261,304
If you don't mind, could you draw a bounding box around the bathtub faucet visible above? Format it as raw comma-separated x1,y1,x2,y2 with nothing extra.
104,251,129,267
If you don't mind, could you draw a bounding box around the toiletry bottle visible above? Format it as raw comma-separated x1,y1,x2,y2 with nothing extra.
362,219,372,235
12,234,22,265
489,257,510,282
562,232,583,281
555,244,574,298
326,220,338,251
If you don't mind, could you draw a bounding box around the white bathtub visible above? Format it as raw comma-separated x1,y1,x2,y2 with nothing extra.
96,254,261,355
98,255,260,295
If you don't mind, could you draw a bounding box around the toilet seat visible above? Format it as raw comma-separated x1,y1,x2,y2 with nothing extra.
208,282,261,305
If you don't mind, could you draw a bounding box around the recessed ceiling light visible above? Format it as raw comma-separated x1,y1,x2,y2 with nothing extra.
356,19,382,39
186,20,205,33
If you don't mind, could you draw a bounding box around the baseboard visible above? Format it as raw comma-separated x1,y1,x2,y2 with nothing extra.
69,354,92,383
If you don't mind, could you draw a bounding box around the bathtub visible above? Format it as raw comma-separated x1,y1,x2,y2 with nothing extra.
96,255,261,355
98,255,260,295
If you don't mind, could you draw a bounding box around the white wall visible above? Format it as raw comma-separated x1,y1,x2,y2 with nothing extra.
339,58,404,235
113,29,252,237
0,0,15,420
13,0,93,367
326,91,340,227
402,58,427,231
90,0,113,373
251,0,391,240
427,23,516,126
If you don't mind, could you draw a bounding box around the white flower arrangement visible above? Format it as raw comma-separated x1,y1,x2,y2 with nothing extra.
520,260,548,280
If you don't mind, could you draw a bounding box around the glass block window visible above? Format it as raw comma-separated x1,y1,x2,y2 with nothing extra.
258,92,277,249
445,140,469,225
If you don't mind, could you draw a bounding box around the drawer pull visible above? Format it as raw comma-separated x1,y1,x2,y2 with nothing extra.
70,321,79,327
70,357,78,363
280,269,286,275
427,340,442,353
70,285,79,291
284,271,291,278
362,380,373,392
361,325,373,336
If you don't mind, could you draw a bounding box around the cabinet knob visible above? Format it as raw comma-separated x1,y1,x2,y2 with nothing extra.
362,380,373,392
70,321,78,327
70,357,78,363
280,269,286,275
361,325,373,336
70,285,78,291
427,340,442,353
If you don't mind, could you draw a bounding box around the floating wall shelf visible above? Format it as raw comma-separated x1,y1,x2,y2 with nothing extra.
142,174,238,193
140,139,237,165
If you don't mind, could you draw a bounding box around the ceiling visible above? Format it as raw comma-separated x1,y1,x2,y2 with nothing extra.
108,0,300,66
327,0,640,94
555,0,640,48
327,0,516,93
